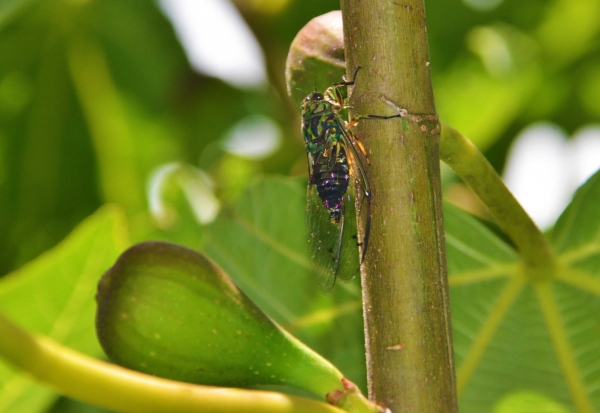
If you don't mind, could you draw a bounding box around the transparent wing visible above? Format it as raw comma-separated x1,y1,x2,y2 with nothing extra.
306,182,341,293
306,175,361,293
304,117,366,293
336,179,361,281
342,127,371,262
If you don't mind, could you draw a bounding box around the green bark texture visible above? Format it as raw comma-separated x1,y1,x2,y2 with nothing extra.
339,2,458,412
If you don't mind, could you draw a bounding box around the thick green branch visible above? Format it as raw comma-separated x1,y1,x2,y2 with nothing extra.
439,123,555,271
340,2,457,412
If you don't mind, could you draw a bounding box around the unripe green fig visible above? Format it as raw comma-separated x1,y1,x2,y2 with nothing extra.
286,10,345,110
95,241,343,397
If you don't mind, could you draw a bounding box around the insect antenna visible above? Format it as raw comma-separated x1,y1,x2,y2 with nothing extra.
296,87,307,96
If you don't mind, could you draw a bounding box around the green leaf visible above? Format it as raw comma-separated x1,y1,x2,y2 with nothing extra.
448,170,600,412
47,397,114,413
206,177,315,323
0,0,194,274
492,390,569,413
552,170,600,254
445,203,562,413
0,0,34,29
0,205,129,413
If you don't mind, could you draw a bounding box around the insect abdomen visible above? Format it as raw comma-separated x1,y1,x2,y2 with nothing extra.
314,155,349,223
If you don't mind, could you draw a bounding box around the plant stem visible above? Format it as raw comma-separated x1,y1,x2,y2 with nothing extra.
0,313,346,413
439,123,555,272
340,2,457,412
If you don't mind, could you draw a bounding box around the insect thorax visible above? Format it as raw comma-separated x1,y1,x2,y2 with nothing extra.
302,114,345,151
323,86,345,110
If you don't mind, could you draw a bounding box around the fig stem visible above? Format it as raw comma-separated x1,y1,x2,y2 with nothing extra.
0,312,347,413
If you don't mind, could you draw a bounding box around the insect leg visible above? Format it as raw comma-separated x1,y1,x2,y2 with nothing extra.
341,128,370,198
343,106,403,262
336,66,361,87
324,67,363,110
307,149,324,185
340,65,408,119
345,127,369,162
349,95,408,124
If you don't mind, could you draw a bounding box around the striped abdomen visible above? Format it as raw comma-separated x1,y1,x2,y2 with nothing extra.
313,150,349,223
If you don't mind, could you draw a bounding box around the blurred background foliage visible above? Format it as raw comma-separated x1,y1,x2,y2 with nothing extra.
2,0,600,276
2,0,600,278
1,0,600,411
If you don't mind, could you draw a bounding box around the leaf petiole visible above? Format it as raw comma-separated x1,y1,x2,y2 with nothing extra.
440,123,556,273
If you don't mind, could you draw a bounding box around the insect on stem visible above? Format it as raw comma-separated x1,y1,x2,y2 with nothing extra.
300,67,406,293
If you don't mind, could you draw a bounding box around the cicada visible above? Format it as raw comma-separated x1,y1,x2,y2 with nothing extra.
301,67,404,292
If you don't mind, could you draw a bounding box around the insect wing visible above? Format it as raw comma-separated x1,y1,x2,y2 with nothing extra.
306,182,341,293
306,177,361,293
341,127,371,261
336,178,361,281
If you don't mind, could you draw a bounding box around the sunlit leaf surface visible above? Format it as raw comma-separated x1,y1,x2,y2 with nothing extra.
0,206,128,413
449,169,600,413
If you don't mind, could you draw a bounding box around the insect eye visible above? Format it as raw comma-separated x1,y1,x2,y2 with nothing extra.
311,92,324,101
